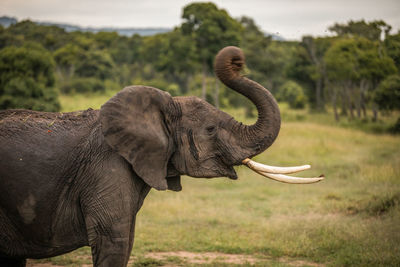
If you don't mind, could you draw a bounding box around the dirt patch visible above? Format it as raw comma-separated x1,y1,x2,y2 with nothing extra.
27,251,324,266
146,251,257,265
26,259,91,267
143,251,324,266
277,257,325,267
26,262,63,267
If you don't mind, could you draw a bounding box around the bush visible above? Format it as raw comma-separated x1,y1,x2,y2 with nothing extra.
374,74,400,111
277,80,307,109
61,77,105,94
0,44,60,111
390,117,400,134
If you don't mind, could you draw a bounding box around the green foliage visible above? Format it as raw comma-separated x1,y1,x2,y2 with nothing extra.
53,43,85,80
54,44,84,69
74,50,114,80
324,36,397,121
329,19,391,41
373,75,400,133
385,32,400,72
182,2,242,68
60,77,106,94
239,17,295,93
2,20,70,51
0,44,60,111
325,38,361,82
391,117,400,133
277,81,307,109
374,74,400,111
139,29,197,92
286,44,315,93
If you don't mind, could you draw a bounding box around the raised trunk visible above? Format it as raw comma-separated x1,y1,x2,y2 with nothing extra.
214,46,281,158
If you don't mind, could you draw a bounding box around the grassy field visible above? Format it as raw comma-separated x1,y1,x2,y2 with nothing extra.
31,93,400,266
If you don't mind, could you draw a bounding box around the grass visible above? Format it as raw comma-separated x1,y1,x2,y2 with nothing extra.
59,90,119,112
30,92,400,266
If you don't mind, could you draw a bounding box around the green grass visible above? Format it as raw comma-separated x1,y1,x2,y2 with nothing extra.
59,90,119,112
30,93,400,266
278,102,399,134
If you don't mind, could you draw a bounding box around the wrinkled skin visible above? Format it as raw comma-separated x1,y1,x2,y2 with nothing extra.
0,47,281,266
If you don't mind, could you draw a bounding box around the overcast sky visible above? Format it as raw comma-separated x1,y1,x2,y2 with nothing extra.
1,0,400,40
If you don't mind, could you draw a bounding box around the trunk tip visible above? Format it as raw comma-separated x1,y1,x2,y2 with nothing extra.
214,46,245,81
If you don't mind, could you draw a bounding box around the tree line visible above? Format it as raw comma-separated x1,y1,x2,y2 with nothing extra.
0,2,399,125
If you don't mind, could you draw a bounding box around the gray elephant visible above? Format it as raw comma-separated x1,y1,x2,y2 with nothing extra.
0,46,322,267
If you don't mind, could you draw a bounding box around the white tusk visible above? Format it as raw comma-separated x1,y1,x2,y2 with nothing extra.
242,158,311,174
242,158,324,184
256,171,324,184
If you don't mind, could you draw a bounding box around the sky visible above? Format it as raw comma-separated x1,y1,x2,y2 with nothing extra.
1,0,400,40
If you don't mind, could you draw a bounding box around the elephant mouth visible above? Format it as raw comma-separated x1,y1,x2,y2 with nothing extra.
225,165,238,180
198,155,238,180
215,155,238,180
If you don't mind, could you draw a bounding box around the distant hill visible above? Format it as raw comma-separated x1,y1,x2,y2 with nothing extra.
0,15,171,36
265,33,285,41
0,16,17,27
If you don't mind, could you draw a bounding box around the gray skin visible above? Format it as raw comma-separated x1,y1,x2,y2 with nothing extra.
0,46,281,267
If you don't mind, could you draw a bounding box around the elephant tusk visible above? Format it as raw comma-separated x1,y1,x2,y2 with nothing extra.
242,158,324,184
242,158,311,174
256,171,324,184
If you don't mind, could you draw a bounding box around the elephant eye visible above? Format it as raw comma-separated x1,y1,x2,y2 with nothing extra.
206,125,216,135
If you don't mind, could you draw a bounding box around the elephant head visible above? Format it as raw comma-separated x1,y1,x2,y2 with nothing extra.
100,46,323,191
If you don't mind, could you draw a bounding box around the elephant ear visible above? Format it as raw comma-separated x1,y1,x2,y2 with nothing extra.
100,86,178,191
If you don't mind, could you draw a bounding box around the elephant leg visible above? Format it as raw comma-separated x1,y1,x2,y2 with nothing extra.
0,257,26,267
90,234,132,267
84,208,137,267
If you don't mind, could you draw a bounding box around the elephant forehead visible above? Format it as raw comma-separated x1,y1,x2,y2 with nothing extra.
177,96,219,123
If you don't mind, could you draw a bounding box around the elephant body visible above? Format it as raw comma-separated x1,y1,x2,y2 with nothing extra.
0,108,150,266
0,47,282,266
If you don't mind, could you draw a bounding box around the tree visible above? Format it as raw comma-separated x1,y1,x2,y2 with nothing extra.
154,29,197,93
238,16,271,85
53,44,85,83
324,37,397,121
373,75,400,111
286,45,315,102
385,32,400,71
329,19,392,41
374,74,400,133
239,16,293,92
181,2,242,102
74,50,114,81
5,20,70,51
277,81,307,109
0,44,60,111
299,36,334,111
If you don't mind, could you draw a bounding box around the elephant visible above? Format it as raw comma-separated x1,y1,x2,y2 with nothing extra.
0,46,322,267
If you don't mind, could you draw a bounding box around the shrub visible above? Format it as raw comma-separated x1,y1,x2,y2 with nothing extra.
61,77,105,94
277,80,307,109
0,44,60,111
374,74,400,111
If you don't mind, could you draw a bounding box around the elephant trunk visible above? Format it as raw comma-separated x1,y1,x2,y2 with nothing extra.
214,46,281,160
